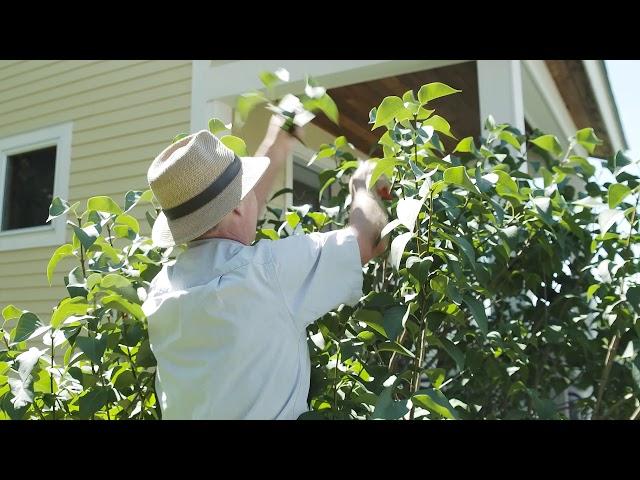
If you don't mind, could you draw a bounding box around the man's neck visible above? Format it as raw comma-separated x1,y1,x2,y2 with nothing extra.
196,230,248,245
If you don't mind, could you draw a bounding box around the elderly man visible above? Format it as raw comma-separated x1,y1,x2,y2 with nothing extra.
142,115,388,419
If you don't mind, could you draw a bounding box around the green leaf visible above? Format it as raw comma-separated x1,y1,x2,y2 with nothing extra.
430,274,449,295
422,115,455,139
417,82,461,105
566,156,595,178
76,335,107,365
102,295,145,320
1,389,29,419
208,118,230,135
627,286,640,314
47,197,75,222
319,177,336,200
355,309,387,338
368,107,377,125
220,135,248,156
402,89,416,103
494,170,523,201
12,313,43,343
87,196,123,216
396,198,424,232
236,92,267,122
259,70,281,88
448,234,476,267
307,212,328,228
390,232,413,272
315,94,339,124
135,339,156,368
499,130,521,150
462,294,488,335
101,273,132,289
285,211,300,229
395,106,414,122
382,306,408,342
439,338,465,370
444,166,480,194
531,134,563,157
269,187,293,201
586,284,600,301
65,266,88,299
8,348,45,408
539,167,553,188
334,135,348,149
113,367,137,391
93,237,121,262
368,158,400,190
78,386,110,419
612,150,632,170
598,209,625,234
575,127,602,154
416,107,435,120
308,146,336,166
608,183,632,209
528,390,557,419
305,78,326,99
372,96,403,130
412,388,459,419
173,133,188,143
532,196,553,225
484,115,496,132
372,385,409,419
115,214,140,234
124,189,154,212
426,368,446,389
377,341,416,359
72,224,100,250
34,369,57,394
273,68,289,83
50,298,90,329
258,228,279,240
453,136,475,153
46,244,75,285
2,305,23,322
407,256,432,284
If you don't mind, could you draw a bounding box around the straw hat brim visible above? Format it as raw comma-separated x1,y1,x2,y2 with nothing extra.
151,156,270,248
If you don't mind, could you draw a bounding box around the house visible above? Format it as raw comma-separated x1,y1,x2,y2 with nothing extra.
0,60,627,322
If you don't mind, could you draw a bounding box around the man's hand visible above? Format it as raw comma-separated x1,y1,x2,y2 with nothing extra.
350,160,393,201
265,114,305,150
347,160,390,265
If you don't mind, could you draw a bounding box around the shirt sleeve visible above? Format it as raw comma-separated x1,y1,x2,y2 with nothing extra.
269,228,363,330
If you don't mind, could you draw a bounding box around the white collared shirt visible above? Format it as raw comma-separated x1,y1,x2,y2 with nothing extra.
142,229,363,419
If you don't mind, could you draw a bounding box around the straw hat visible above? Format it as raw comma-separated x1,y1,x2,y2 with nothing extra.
147,130,270,247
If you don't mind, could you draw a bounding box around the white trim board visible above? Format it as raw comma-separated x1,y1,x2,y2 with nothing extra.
522,60,578,146
191,60,468,132
477,60,525,133
583,60,627,152
0,122,73,251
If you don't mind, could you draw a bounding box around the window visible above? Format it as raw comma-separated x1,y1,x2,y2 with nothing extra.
0,123,72,251
292,162,326,210
2,146,56,231
288,144,336,211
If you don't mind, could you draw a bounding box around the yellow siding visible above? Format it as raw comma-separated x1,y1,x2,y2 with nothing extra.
0,60,347,326
0,60,192,322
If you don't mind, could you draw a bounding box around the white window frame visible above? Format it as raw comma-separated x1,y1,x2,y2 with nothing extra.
286,141,337,208
0,122,73,251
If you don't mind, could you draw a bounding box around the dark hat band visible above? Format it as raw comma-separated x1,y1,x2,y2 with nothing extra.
163,155,242,221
